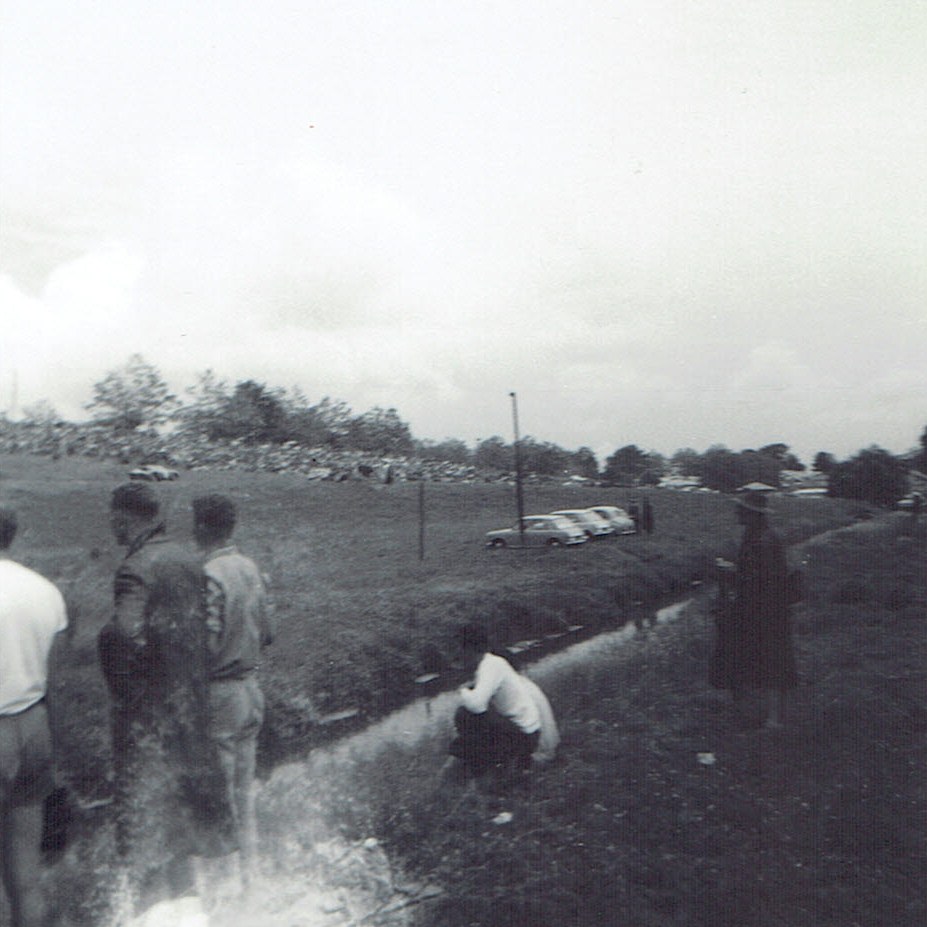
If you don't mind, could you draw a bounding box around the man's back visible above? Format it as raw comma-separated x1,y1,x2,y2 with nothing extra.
203,546,271,680
0,559,67,715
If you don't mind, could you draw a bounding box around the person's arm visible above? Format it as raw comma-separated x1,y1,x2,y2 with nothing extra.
112,563,148,644
458,655,501,713
44,594,69,747
204,574,226,655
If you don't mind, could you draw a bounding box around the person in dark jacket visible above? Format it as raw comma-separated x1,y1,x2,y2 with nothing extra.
98,483,232,919
710,489,797,728
641,497,655,534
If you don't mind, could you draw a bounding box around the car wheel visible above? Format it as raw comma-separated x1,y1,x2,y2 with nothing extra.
490,538,507,548
546,538,563,548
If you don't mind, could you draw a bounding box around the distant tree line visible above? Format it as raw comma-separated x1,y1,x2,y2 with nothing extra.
10,354,926,506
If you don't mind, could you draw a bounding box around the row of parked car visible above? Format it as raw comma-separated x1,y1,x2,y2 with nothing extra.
486,505,636,548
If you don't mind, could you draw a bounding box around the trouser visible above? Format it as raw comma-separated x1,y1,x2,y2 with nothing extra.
208,676,264,873
449,706,540,776
1,700,55,927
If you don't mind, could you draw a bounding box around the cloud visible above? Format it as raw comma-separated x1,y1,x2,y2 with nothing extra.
2,1,925,468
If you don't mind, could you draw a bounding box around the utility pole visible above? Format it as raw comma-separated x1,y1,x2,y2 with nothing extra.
510,391,526,547
418,479,426,561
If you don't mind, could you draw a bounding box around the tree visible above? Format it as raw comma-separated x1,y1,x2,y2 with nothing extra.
175,369,230,440
211,380,286,444
693,446,740,492
693,445,781,492
21,400,61,426
415,438,473,465
639,451,667,485
671,448,701,476
474,436,511,471
912,425,927,473
812,451,837,474
520,437,571,476
827,446,909,507
86,354,178,432
759,443,805,472
281,391,352,447
571,446,600,479
345,407,414,455
603,445,662,485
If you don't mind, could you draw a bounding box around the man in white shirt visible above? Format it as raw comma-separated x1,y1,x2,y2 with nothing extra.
449,624,541,778
0,507,68,927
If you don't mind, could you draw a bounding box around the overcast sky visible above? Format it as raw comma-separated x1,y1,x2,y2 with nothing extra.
2,1,925,466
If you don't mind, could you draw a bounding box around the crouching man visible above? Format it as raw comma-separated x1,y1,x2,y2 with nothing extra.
448,624,543,781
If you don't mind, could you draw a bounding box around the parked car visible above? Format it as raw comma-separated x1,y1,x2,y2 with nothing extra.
128,464,180,482
549,509,614,539
586,505,637,534
486,515,587,548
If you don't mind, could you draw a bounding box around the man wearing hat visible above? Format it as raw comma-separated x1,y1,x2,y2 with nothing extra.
710,485,797,728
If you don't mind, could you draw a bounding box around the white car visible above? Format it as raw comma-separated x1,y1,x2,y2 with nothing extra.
587,505,636,534
486,515,587,548
128,464,179,482
550,509,614,539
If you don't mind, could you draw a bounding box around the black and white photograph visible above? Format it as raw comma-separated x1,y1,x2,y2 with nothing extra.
1,2,925,925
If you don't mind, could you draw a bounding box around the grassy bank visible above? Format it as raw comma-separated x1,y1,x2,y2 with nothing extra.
1,452,862,793
334,515,926,927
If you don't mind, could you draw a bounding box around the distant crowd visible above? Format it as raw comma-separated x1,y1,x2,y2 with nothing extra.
0,419,553,486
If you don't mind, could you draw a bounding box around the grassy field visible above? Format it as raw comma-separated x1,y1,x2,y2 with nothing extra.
328,515,927,927
3,454,923,926
1,452,866,795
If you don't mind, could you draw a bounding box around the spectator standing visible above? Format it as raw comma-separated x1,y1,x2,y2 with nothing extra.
448,624,542,780
0,508,67,927
641,497,655,534
709,489,797,728
192,494,274,891
910,491,923,524
627,501,641,533
97,483,231,923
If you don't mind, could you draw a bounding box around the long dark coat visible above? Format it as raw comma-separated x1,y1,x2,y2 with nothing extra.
710,521,798,690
